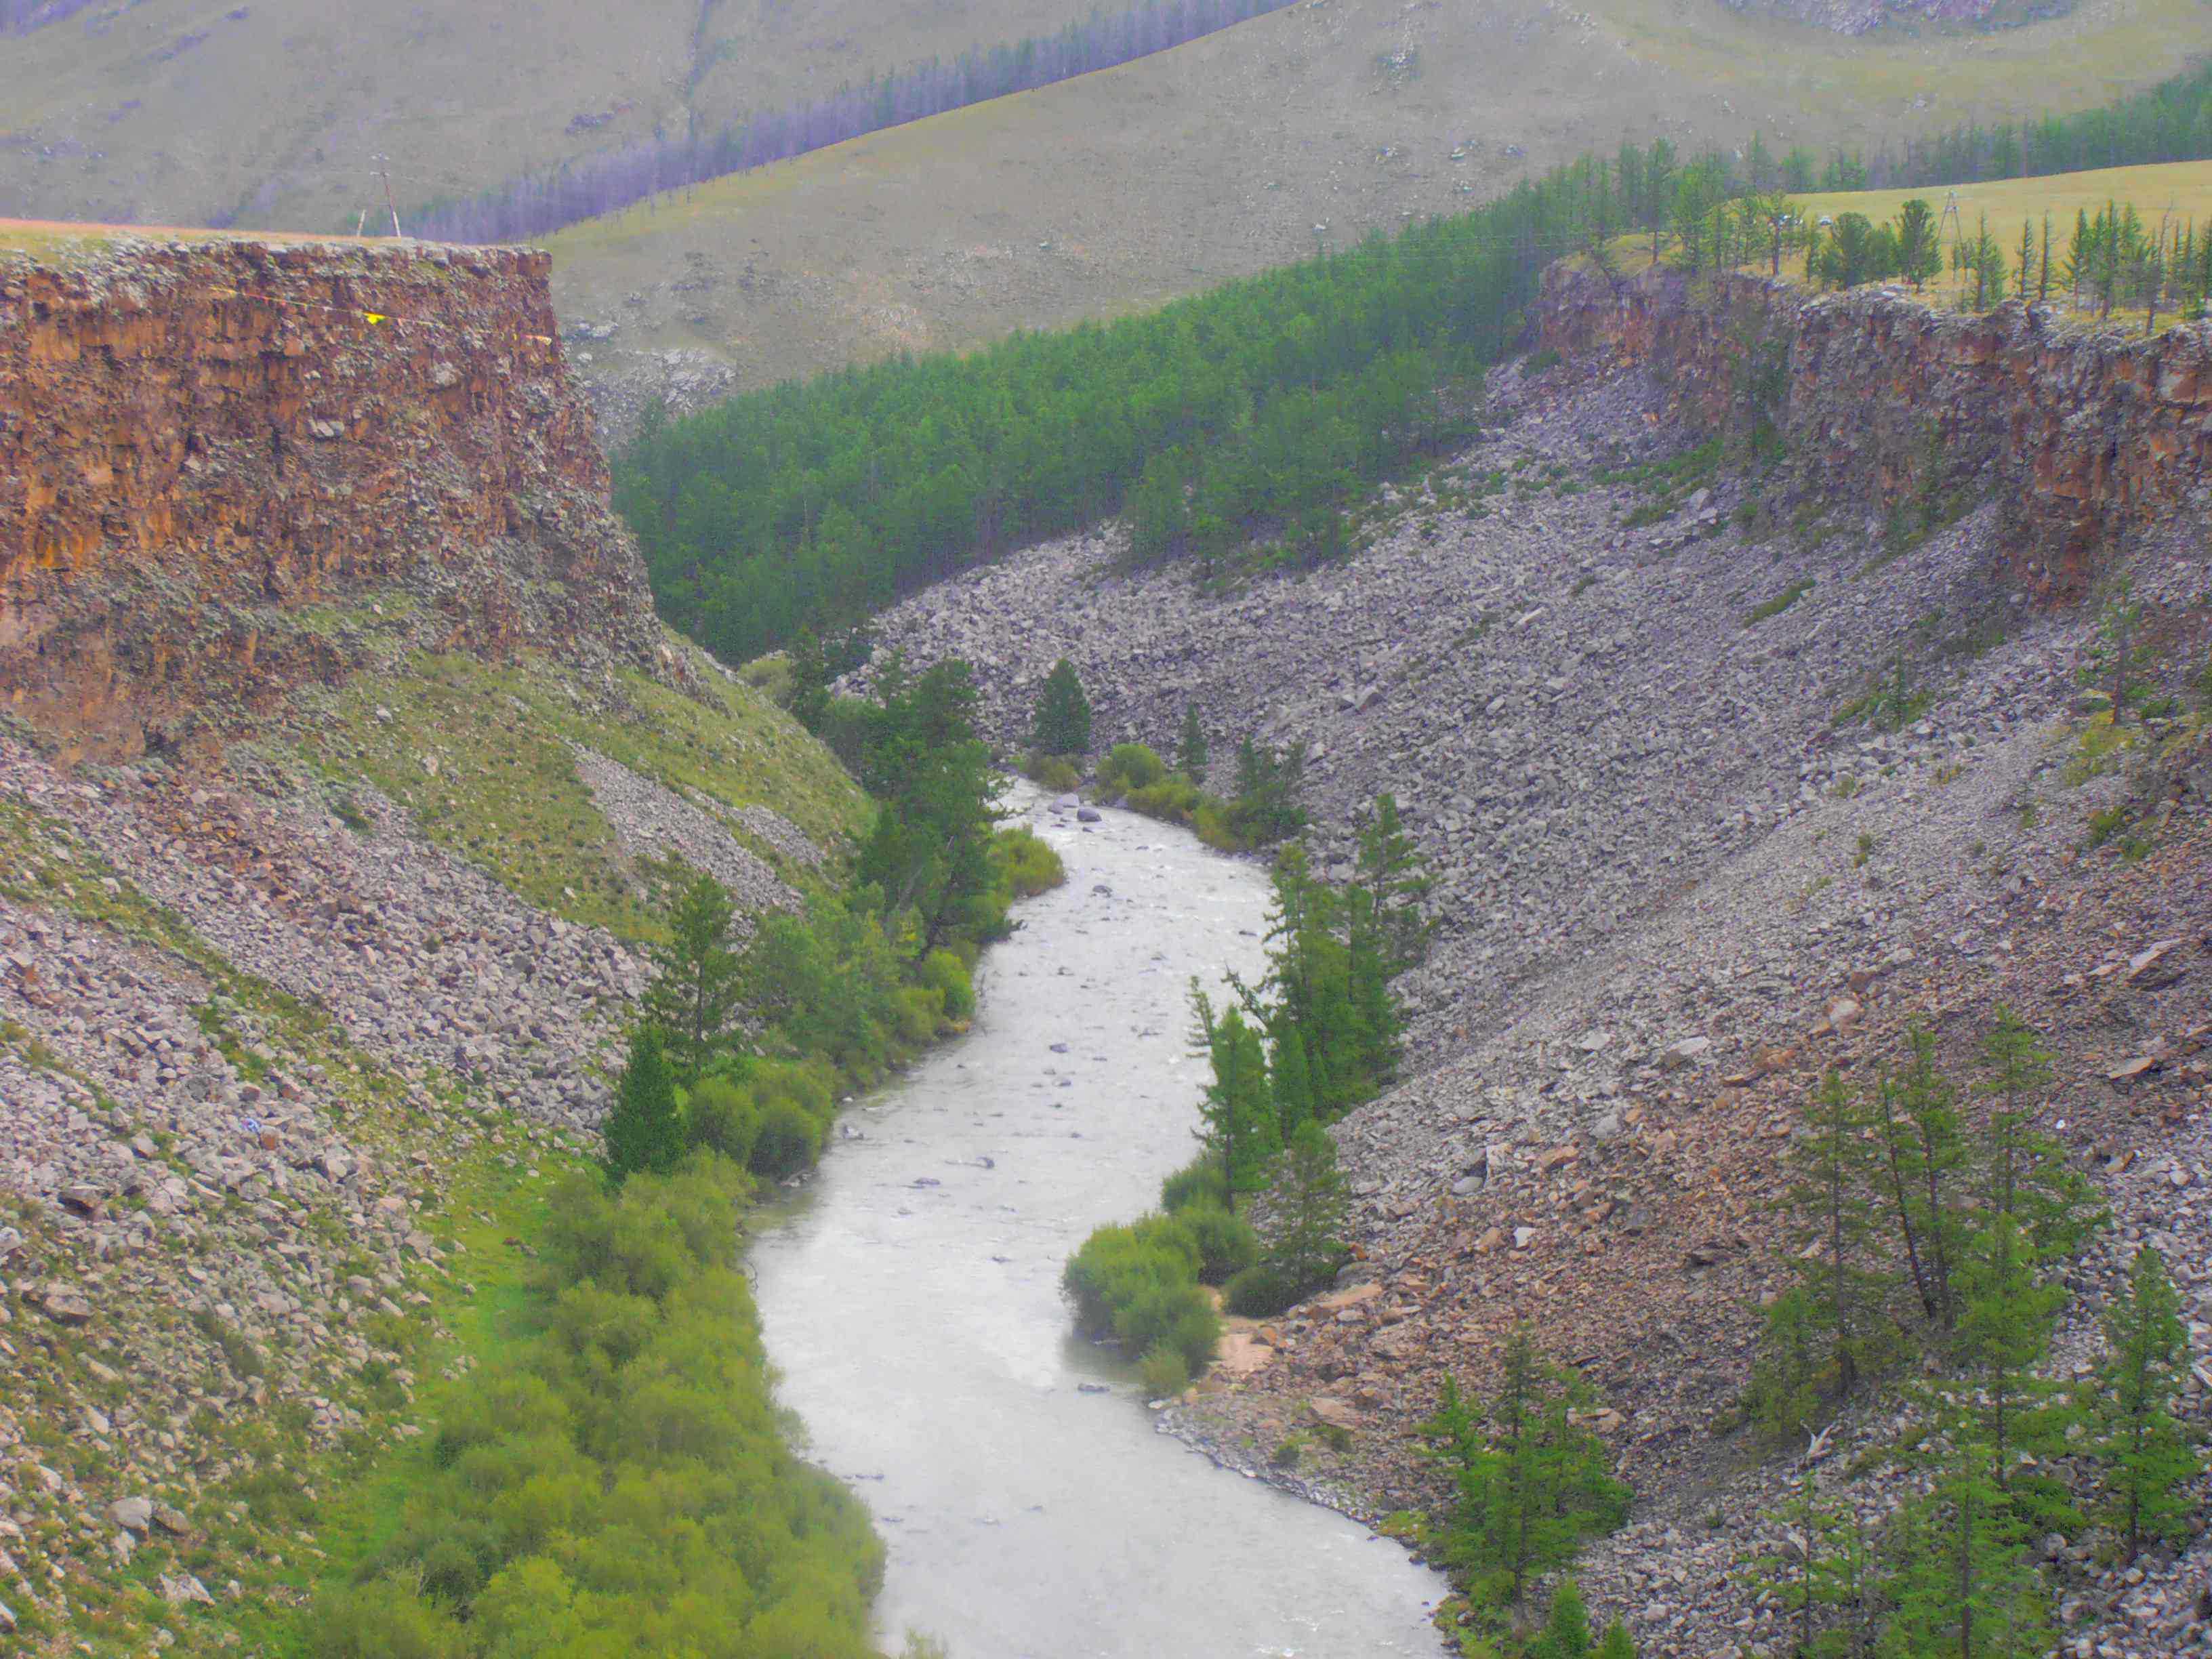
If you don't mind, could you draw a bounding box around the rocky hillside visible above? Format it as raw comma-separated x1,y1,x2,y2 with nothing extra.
860,300,2212,1652
0,230,866,1655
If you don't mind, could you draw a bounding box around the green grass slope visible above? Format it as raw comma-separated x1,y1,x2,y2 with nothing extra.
546,0,2209,413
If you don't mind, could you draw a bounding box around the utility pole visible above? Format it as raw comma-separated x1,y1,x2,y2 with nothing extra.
371,155,403,239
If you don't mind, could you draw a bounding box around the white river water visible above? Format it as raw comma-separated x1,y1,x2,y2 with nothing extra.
750,791,1445,1658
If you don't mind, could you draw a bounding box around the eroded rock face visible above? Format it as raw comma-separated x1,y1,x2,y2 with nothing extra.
1537,263,2212,600
0,236,659,758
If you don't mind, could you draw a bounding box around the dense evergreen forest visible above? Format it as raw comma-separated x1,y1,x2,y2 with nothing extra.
408,0,1302,243
613,165,1595,661
614,54,2212,664
1870,58,2212,188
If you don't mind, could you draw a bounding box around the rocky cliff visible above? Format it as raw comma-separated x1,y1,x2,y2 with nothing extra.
0,232,659,760
1537,262,2212,602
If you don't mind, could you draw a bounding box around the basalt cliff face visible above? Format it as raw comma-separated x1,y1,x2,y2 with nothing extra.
0,234,657,759
1537,262,2212,602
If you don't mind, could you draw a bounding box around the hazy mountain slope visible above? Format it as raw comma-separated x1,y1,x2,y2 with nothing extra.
0,0,1101,231
545,0,2207,423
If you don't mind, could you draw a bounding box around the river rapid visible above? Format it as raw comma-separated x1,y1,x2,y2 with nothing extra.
750,791,1445,1658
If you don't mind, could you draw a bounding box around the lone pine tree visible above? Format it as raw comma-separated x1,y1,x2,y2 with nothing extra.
642,872,747,1084
603,1027,687,1183
1032,657,1093,756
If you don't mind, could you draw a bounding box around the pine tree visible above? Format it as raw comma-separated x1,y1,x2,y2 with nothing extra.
1352,793,1433,975
1595,1621,1637,1659
1894,199,1942,290
1190,983,1279,1209
1420,1328,1632,1605
1782,1069,1893,1404
1754,1457,1877,1659
1870,1027,1969,1332
1270,1025,1316,1142
641,872,747,1083
1176,703,1209,777
1032,658,1093,756
1531,1576,1594,1658
1974,1007,2101,1265
1879,1463,2051,1659
2087,1247,2203,1563
1946,1213,2071,1515
604,1027,687,1182
1267,1119,1349,1299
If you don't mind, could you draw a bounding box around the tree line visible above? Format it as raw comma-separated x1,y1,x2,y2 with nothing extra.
615,158,1631,661
406,0,1304,244
615,56,2212,665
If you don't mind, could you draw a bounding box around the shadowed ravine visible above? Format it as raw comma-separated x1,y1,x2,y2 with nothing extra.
750,790,1445,1657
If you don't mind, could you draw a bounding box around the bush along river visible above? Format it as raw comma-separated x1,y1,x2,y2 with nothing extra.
750,790,1446,1657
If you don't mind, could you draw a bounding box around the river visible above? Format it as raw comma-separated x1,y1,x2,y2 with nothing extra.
750,791,1446,1658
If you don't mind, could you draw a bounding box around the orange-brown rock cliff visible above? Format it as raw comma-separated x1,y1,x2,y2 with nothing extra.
1538,262,2212,600
0,233,658,760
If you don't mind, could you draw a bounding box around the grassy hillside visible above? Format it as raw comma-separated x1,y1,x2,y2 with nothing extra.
546,0,2209,411
0,0,1101,232
1795,158,2212,239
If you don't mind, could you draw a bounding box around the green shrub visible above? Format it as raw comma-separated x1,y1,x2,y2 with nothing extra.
1023,753,1082,792
308,1160,882,1658
1225,1261,1300,1317
751,1097,825,1179
1124,777,1203,825
308,1583,468,1659
918,949,975,1021
1160,1155,1229,1214
684,1076,760,1164
1097,743,1168,797
893,985,943,1046
1176,1202,1260,1284
1063,1214,1199,1330
989,825,1066,899
1138,1343,1191,1397
1114,1281,1221,1372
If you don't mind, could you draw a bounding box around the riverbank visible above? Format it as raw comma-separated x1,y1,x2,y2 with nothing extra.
751,786,1448,1658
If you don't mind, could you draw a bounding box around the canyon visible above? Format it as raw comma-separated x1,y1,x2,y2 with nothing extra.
0,218,2208,1658
863,285,2212,1654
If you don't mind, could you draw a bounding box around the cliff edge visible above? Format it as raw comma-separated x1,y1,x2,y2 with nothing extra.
0,229,659,760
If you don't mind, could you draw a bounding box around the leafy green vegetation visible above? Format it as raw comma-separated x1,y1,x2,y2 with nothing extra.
1032,657,1094,758
1743,578,1813,627
1421,1328,1633,1621
300,651,1063,1655
306,1157,886,1658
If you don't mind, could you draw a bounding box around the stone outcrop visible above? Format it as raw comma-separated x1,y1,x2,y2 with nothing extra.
1536,262,2212,601
0,233,659,760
